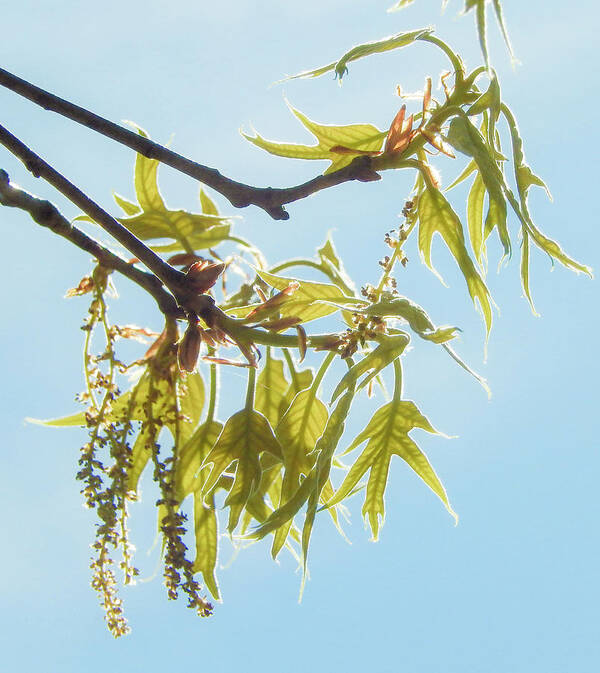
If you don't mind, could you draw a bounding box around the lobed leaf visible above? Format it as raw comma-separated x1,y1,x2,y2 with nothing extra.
502,106,591,280
358,296,458,343
301,382,356,586
284,28,433,81
175,420,223,502
418,185,493,336
255,352,290,429
331,334,410,403
328,400,456,539
118,210,230,251
131,126,166,212
201,410,282,533
243,103,386,174
192,491,220,600
113,192,140,216
270,388,329,557
316,236,356,296
176,372,205,446
257,269,350,323
467,172,486,266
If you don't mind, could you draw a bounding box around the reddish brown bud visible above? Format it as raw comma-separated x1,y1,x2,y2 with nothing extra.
186,261,226,294
167,253,206,267
177,322,202,372
65,275,94,297
296,324,307,363
258,316,302,332
245,282,299,322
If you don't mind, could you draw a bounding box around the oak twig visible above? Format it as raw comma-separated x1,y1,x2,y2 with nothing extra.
0,124,356,353
0,123,187,290
0,169,182,317
0,67,380,221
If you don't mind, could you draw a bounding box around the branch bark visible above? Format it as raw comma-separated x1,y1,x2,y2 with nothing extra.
0,169,182,317
0,122,188,290
0,67,380,221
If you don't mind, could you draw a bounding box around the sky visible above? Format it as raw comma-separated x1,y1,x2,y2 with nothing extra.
1,1,598,671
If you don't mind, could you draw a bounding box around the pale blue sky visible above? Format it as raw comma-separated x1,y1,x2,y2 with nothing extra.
1,2,598,672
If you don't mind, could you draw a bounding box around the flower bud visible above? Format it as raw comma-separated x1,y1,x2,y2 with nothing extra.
177,322,202,372
186,261,226,294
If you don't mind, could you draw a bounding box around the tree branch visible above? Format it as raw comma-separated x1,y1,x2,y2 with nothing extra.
0,123,333,348
0,169,182,317
0,122,189,290
0,67,380,221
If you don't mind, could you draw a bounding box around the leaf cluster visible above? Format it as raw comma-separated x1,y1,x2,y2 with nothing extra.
9,1,590,637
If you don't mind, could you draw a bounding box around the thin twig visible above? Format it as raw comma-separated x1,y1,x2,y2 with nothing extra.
0,122,187,291
0,67,380,221
0,169,182,317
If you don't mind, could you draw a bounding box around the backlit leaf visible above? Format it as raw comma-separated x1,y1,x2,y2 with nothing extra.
285,28,432,81
176,372,205,446
244,104,385,174
118,210,230,251
503,106,592,280
113,192,140,216
199,188,219,216
31,374,152,427
464,0,490,71
388,0,415,10
301,382,356,585
328,400,456,539
192,491,220,600
201,410,282,533
271,388,329,557
131,126,166,212
255,352,290,429
418,185,493,336
467,172,486,265
279,367,314,420
316,236,356,296
331,334,410,402
175,420,223,502
257,269,350,323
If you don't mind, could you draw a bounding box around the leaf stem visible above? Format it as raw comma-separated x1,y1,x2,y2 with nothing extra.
418,34,465,82
310,351,336,397
205,357,218,423
392,358,403,403
245,366,257,411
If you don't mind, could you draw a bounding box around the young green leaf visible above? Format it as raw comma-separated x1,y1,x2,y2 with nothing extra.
118,210,230,251
128,125,166,212
464,0,491,71
199,188,219,216
279,367,314,420
467,172,486,266
255,352,290,429
257,269,350,323
192,491,220,600
301,382,356,587
331,334,410,403
418,185,493,336
327,400,456,540
284,28,433,81
388,0,415,10
176,372,205,446
271,388,329,557
316,236,356,296
502,105,592,280
243,103,386,174
175,419,223,502
30,374,152,427
201,410,282,533
113,192,141,216
127,426,154,494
